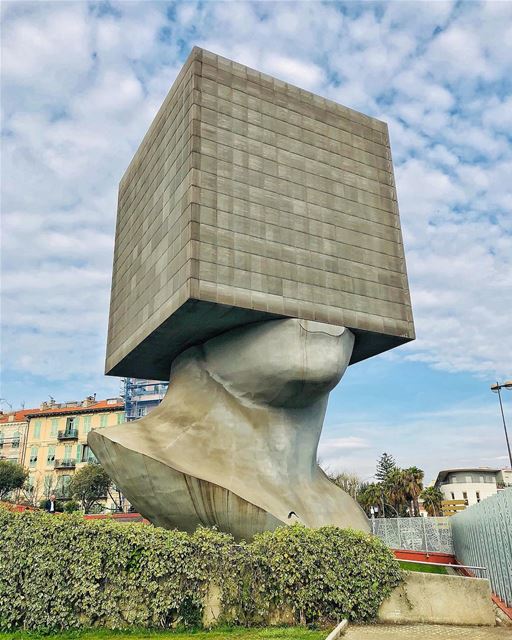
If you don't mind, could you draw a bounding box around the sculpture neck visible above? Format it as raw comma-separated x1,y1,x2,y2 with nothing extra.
166,354,329,478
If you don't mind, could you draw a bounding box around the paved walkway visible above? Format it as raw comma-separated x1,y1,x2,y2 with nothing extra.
344,624,512,639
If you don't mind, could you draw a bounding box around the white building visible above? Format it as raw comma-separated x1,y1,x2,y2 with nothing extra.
434,468,500,507
497,468,512,487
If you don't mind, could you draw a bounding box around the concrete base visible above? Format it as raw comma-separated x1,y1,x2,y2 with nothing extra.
378,571,495,626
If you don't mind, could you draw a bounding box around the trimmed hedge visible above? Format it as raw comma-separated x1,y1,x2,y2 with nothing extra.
0,507,401,631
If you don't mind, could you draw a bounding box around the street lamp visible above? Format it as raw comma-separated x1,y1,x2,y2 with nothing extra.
491,380,512,469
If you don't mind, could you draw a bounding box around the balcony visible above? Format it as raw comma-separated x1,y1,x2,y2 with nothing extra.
57,429,78,441
54,459,76,470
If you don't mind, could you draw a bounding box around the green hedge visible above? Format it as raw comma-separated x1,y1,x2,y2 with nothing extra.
0,507,401,631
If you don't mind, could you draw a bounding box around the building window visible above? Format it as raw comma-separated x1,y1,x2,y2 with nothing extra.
29,446,38,467
476,491,481,502
82,445,97,463
0,431,3,449
43,473,53,496
84,416,92,434
50,419,59,437
450,492,455,500
55,475,71,499
12,431,20,448
137,406,147,417
47,445,55,465
26,475,34,493
100,414,108,428
462,491,468,503
117,412,125,424
66,417,78,432
33,420,42,440
63,444,72,461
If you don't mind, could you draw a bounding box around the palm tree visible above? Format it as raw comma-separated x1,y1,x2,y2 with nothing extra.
402,466,424,516
384,469,408,515
420,486,444,517
358,482,382,515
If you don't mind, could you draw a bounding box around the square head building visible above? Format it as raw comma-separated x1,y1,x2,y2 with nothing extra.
105,47,414,381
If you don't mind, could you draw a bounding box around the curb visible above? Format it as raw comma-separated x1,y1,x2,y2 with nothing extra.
325,619,349,639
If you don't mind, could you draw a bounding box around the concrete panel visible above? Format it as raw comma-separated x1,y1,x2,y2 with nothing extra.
378,571,495,626
105,46,414,380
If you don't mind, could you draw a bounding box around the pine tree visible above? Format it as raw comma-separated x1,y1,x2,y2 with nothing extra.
375,452,396,482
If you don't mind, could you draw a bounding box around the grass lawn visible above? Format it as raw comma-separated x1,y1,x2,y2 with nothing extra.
399,560,448,575
0,627,327,640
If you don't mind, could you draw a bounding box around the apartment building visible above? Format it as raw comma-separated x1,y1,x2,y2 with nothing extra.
22,396,125,508
434,467,500,507
0,409,35,464
497,469,512,487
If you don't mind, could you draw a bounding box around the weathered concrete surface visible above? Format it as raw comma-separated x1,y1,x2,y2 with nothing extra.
378,571,495,626
105,46,414,381
90,318,370,539
326,619,349,639
345,625,509,639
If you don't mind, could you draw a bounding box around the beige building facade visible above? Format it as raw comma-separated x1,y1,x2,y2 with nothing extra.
22,397,125,508
0,409,33,464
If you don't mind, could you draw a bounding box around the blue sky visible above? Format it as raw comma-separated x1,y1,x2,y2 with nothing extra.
1,1,511,483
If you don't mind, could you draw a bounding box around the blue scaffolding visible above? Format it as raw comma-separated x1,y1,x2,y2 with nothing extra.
121,378,168,422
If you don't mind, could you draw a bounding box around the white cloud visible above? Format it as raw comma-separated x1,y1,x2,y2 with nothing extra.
321,401,507,483
483,96,512,133
1,0,511,409
319,436,370,452
263,55,325,89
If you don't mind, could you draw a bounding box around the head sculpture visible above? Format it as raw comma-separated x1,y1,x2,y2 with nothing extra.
90,318,370,538
90,48,414,539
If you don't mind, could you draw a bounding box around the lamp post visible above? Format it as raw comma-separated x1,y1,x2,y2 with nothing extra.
491,380,512,469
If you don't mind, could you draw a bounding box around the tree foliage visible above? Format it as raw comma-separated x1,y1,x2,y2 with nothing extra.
420,486,444,517
0,507,402,631
68,463,111,513
326,471,362,499
0,461,28,501
375,452,396,483
330,454,425,518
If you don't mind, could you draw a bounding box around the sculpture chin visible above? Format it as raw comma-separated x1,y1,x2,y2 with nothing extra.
89,318,370,540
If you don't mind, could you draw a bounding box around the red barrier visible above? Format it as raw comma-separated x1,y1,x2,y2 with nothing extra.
84,512,149,523
0,502,37,512
393,549,457,564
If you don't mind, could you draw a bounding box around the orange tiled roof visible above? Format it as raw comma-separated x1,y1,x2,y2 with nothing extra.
1,399,124,422
24,399,124,418
0,409,37,424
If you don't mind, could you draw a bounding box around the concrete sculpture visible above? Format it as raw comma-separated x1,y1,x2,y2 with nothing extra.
90,47,414,538
90,319,370,538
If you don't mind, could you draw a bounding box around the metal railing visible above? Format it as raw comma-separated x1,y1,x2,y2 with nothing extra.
371,516,454,554
54,459,76,469
451,488,512,606
57,429,78,440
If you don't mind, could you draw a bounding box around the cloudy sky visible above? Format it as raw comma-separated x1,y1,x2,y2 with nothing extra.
1,1,511,483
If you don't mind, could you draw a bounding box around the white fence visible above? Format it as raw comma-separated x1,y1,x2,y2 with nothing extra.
371,516,454,554
451,488,512,607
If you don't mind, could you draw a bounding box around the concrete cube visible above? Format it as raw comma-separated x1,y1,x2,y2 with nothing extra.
105,47,414,380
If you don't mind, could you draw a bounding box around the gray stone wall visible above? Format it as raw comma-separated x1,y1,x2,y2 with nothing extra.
106,47,414,380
